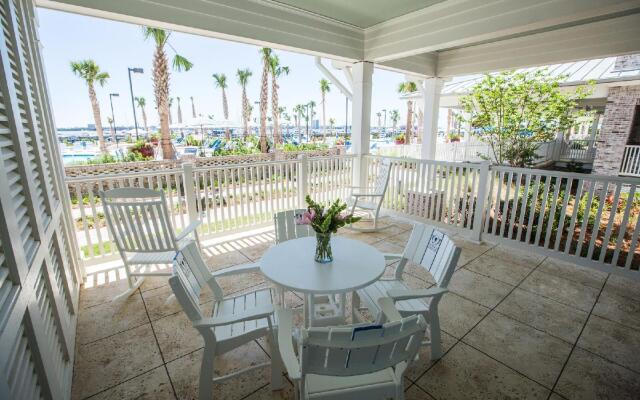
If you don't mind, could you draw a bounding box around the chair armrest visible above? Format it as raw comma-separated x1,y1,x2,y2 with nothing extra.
192,304,274,327
352,192,384,198
275,307,301,380
176,220,202,241
211,262,261,278
378,297,403,322
383,253,403,261
386,287,448,302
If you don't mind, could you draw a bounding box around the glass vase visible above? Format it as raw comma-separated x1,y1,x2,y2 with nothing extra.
314,232,333,263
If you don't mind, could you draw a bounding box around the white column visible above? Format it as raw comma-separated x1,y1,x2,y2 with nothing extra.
351,61,373,187
421,77,443,159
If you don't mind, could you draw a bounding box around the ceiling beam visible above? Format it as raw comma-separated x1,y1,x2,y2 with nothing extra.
37,0,364,61
377,53,437,78
364,0,640,62
437,13,640,76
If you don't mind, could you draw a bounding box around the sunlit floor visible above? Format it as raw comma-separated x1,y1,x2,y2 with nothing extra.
72,217,640,400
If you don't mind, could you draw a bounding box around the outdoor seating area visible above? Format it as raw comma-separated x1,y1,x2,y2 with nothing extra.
71,216,640,400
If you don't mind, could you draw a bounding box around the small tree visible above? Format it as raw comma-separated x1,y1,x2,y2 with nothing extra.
459,70,592,167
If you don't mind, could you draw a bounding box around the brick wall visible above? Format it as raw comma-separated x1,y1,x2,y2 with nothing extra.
592,85,640,176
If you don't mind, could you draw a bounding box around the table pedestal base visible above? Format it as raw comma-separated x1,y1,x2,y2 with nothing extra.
306,293,346,327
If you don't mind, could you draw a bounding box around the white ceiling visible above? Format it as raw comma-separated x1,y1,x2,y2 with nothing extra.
270,0,444,28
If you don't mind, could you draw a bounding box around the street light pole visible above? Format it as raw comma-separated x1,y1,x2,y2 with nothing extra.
109,93,120,149
128,67,144,141
305,103,310,141
382,109,387,135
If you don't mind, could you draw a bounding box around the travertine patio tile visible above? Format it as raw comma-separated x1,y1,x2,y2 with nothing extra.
496,288,588,343
385,228,413,246
166,342,271,400
239,240,274,261
418,342,549,400
337,229,382,244
406,331,457,381
438,292,491,338
577,314,640,373
405,384,436,400
371,239,405,261
79,277,131,309
77,291,149,344
465,253,534,285
90,366,174,400
448,269,513,308
140,275,171,292
141,282,214,321
243,381,295,399
153,305,210,362
486,244,545,266
464,312,573,387
215,271,266,295
520,269,599,312
555,348,640,400
204,248,253,270
592,290,640,330
537,258,607,290
72,324,163,399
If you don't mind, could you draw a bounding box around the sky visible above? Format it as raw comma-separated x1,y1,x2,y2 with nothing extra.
38,8,438,130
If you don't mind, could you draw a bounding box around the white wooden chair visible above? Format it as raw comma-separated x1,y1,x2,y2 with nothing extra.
277,299,426,400
273,209,344,327
100,188,200,301
347,158,392,232
169,242,284,400
352,224,460,360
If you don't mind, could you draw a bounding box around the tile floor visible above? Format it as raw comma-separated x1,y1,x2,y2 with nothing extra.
72,218,640,400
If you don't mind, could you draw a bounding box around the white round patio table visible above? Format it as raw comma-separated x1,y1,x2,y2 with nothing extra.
260,236,385,327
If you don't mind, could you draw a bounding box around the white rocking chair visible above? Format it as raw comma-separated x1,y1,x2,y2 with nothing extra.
347,158,392,232
277,300,426,400
169,242,284,400
353,224,460,360
273,209,345,327
100,188,200,301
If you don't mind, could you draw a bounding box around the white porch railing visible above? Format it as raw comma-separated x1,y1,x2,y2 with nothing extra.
66,154,639,277
559,139,597,162
620,145,640,177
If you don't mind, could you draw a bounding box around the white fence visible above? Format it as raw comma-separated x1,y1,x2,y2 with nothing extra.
621,145,640,177
66,154,639,277
558,139,597,162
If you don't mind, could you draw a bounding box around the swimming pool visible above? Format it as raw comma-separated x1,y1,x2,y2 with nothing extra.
62,154,96,164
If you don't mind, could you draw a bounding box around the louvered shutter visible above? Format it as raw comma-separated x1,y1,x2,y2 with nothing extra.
0,0,81,398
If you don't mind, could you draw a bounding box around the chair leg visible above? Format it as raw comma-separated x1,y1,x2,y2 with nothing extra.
266,326,284,390
351,291,360,323
112,261,145,302
199,346,215,400
429,313,443,360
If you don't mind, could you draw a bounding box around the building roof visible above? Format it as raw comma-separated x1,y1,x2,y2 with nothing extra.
441,55,640,96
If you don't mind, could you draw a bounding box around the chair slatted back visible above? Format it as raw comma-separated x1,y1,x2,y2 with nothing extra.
101,188,177,254
373,158,392,195
274,209,314,244
170,242,224,322
300,315,425,377
402,224,459,288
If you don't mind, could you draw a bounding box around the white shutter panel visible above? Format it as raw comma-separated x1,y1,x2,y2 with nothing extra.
0,0,80,398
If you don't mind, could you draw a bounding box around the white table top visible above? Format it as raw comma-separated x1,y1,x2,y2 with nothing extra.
260,236,386,295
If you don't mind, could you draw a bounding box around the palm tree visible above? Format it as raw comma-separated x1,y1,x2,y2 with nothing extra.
236,69,252,137
70,59,110,153
293,104,304,140
176,96,183,124
398,81,418,144
376,111,382,131
259,48,272,152
190,96,196,118
319,79,331,138
135,96,149,134
212,73,230,140
329,117,336,137
107,116,116,143
268,54,289,145
390,109,400,134
307,100,316,139
143,27,193,159
283,111,291,139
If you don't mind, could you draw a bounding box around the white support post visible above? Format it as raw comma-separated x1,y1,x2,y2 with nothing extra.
351,61,374,188
182,163,199,224
471,161,490,242
421,78,443,160
298,154,309,207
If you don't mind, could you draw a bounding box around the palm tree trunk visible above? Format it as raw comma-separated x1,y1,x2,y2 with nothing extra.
322,95,326,139
260,58,269,153
88,83,107,153
222,87,230,140
242,87,249,138
405,100,413,145
177,98,183,124
140,106,149,133
153,43,173,159
271,72,280,145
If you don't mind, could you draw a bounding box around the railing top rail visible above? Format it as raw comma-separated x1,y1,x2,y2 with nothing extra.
192,157,301,172
365,154,489,168
307,154,356,162
624,144,640,149
65,168,184,183
491,164,640,185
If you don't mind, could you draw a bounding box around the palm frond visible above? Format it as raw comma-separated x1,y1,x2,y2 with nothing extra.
142,26,168,46
212,73,227,88
95,72,110,87
172,54,193,72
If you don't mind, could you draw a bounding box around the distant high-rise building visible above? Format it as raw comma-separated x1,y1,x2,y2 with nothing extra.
312,119,320,129
87,123,96,130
